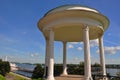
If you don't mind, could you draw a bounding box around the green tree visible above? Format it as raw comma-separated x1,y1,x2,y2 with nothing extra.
0,74,6,80
3,61,10,73
32,64,44,79
0,59,2,62
67,64,77,74
117,72,120,77
54,64,62,76
92,62,101,67
0,60,10,76
78,62,84,75
79,62,84,67
0,62,5,76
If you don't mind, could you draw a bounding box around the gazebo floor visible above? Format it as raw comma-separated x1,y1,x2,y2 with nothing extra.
55,75,84,80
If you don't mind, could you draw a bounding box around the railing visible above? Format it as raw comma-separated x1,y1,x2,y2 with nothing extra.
92,67,120,80
92,75,120,80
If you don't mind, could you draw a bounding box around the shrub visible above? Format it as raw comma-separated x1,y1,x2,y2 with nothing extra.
32,78,44,80
0,60,10,76
117,72,120,77
3,61,10,73
54,64,62,76
32,64,44,79
92,62,101,67
0,74,6,80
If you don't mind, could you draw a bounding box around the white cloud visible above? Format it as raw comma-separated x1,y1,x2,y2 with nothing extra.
70,42,79,44
90,39,98,47
106,59,120,64
68,44,74,49
30,54,34,57
96,46,120,54
104,46,120,54
80,42,83,45
80,39,98,47
96,49,99,54
30,53,39,57
77,47,82,51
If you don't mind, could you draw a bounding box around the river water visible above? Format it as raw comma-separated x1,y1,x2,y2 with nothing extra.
13,63,120,78
13,63,36,77
106,68,120,76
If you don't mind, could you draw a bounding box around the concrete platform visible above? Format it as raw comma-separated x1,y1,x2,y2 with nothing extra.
55,75,84,80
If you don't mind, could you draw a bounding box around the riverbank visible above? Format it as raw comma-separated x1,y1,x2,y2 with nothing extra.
6,72,31,80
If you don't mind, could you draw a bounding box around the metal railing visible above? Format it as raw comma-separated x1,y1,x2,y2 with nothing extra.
92,75,120,80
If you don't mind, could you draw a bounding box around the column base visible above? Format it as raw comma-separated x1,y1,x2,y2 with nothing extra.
84,77,93,80
47,76,55,80
61,72,68,76
93,75,108,80
102,77,108,80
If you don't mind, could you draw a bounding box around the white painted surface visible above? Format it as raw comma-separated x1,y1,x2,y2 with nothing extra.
83,26,92,80
47,29,55,80
99,37,106,76
62,42,68,75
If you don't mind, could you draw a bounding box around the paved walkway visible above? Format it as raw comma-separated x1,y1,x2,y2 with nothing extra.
55,75,84,80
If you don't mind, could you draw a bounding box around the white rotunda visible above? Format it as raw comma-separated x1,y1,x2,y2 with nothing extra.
38,5,109,80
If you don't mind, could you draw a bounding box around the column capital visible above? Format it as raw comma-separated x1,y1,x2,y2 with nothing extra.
45,37,49,41
45,29,54,41
47,28,55,32
99,35,103,39
83,24,89,31
62,41,67,44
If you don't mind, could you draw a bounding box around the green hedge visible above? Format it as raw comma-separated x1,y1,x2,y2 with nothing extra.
0,74,6,80
0,59,10,76
32,78,44,80
32,64,44,79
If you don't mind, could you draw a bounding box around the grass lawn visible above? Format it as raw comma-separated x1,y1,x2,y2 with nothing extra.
6,72,31,80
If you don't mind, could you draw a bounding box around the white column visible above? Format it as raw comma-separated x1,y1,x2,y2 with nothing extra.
98,36,106,76
83,25,92,80
62,41,68,75
47,29,55,80
44,39,49,78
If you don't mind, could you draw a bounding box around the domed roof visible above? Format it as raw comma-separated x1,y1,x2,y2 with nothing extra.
38,5,109,42
46,5,99,16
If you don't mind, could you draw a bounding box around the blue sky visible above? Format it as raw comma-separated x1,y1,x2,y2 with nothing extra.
0,0,120,64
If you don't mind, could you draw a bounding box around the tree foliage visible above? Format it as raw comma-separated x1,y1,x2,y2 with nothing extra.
67,62,84,75
54,64,62,76
0,60,10,76
0,74,6,80
117,72,120,77
92,62,101,67
32,64,44,79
